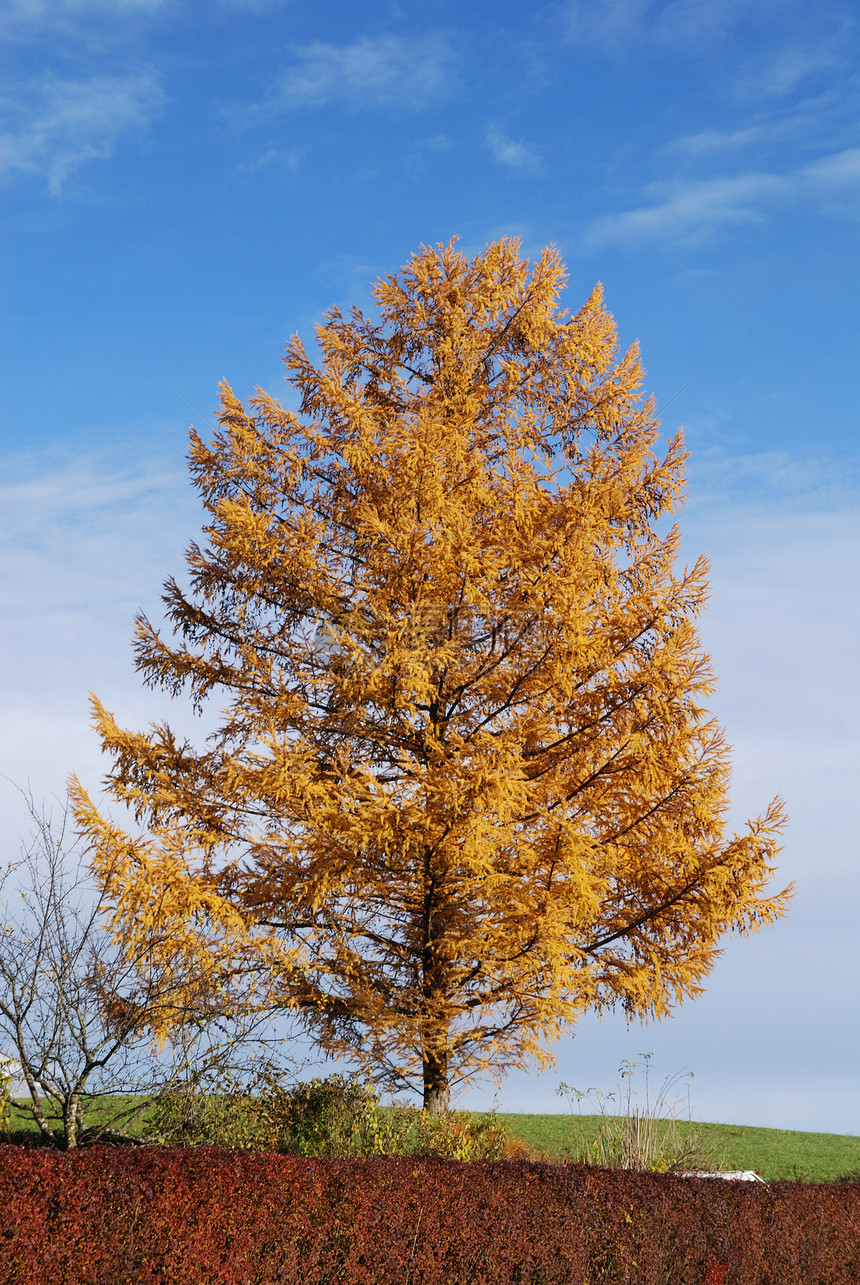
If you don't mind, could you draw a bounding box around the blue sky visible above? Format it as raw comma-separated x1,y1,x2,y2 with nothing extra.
2,0,858,1133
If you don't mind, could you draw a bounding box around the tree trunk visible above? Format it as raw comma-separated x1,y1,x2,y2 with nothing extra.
63,1092,80,1150
422,1047,450,1115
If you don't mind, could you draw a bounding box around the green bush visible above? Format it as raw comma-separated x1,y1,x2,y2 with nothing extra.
261,1074,380,1157
149,1073,387,1156
148,1079,263,1150
148,1072,530,1160
270,1083,533,1160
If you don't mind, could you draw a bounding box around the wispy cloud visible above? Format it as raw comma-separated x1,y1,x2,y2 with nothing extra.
734,42,845,100
0,449,192,694
561,0,754,51
562,0,650,49
404,132,453,179
586,145,860,246
241,146,304,174
587,172,785,245
486,126,540,171
271,34,456,114
561,0,854,92
665,98,848,158
3,0,163,14
0,446,202,837
667,125,768,156
802,145,860,186
0,72,165,193
689,447,860,512
1,0,164,37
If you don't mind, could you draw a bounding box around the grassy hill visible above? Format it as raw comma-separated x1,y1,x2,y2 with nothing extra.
496,1113,860,1183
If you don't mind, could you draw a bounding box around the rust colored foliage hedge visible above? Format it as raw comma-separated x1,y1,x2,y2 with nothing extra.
1,1147,858,1285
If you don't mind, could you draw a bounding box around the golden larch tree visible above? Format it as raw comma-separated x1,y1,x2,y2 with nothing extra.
73,238,790,1113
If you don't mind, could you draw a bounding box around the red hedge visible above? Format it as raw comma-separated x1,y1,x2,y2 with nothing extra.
1,1147,858,1284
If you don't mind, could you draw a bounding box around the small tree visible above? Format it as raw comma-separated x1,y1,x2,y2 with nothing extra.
0,789,287,1149
74,238,790,1113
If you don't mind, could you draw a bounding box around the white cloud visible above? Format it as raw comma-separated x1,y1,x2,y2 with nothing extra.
3,0,163,14
0,453,191,635
0,72,165,193
0,447,201,850
801,144,860,186
587,171,786,246
689,448,859,511
562,0,766,51
241,145,304,174
699,509,860,768
735,42,845,99
667,125,768,156
562,0,653,49
1,0,164,37
665,97,850,158
273,33,455,113
587,144,860,245
216,0,283,9
404,132,453,179
561,0,854,108
486,126,540,171
561,0,853,54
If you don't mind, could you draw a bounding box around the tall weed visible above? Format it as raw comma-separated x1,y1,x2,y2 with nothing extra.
557,1053,724,1173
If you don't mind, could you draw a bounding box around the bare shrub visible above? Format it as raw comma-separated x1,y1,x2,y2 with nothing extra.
0,788,296,1150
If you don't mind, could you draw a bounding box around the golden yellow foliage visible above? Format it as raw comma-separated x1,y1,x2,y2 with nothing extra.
72,238,790,1112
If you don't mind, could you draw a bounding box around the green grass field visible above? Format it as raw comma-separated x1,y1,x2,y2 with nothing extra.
6,1099,858,1184
496,1113,860,1183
